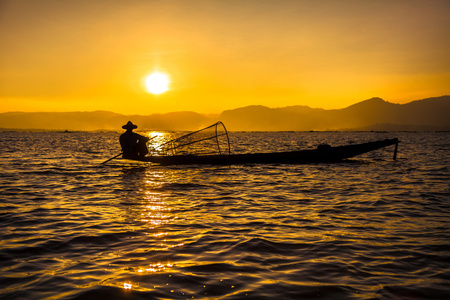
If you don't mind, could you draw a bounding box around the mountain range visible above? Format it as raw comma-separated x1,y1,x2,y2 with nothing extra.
1,96,449,131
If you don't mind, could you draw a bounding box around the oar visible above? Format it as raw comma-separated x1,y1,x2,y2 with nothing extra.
101,152,122,165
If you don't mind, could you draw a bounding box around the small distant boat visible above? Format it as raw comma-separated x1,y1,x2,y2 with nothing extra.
121,122,400,166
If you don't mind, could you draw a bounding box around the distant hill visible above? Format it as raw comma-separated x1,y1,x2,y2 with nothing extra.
0,96,449,131
0,111,211,131
220,96,450,131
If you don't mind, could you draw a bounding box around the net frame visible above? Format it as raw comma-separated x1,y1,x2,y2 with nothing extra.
152,122,231,156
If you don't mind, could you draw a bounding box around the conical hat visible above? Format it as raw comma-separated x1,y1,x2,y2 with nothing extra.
122,121,137,129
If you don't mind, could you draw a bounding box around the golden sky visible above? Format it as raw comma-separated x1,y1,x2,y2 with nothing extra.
0,0,449,114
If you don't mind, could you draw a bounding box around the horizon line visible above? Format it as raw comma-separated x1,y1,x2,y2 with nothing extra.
1,95,448,116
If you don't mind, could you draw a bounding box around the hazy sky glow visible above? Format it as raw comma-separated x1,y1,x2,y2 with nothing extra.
0,0,449,114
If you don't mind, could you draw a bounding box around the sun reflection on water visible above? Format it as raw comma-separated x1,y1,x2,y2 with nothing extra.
146,131,176,156
119,166,185,292
139,189,175,227
137,262,175,273
123,282,133,290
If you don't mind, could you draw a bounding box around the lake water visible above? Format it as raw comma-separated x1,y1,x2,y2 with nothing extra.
0,131,449,299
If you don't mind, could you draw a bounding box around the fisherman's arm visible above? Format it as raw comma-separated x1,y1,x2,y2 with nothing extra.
136,133,150,142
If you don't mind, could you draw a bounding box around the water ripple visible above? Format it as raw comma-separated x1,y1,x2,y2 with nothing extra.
0,131,449,299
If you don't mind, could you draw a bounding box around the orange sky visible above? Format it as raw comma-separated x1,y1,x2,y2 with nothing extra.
0,0,449,115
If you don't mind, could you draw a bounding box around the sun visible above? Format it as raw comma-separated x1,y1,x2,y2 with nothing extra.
145,72,170,94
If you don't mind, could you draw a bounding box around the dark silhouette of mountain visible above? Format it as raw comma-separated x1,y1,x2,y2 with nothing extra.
0,96,448,131
219,96,450,131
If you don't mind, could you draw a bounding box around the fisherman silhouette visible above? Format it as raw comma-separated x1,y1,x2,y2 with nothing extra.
119,121,149,158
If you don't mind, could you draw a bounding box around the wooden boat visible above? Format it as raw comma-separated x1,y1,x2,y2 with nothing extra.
132,137,400,165
101,122,399,166
107,122,398,165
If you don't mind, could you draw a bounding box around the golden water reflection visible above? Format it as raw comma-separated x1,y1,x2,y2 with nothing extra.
119,166,186,292
146,131,176,156
137,262,175,273
140,190,173,227
123,282,133,290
